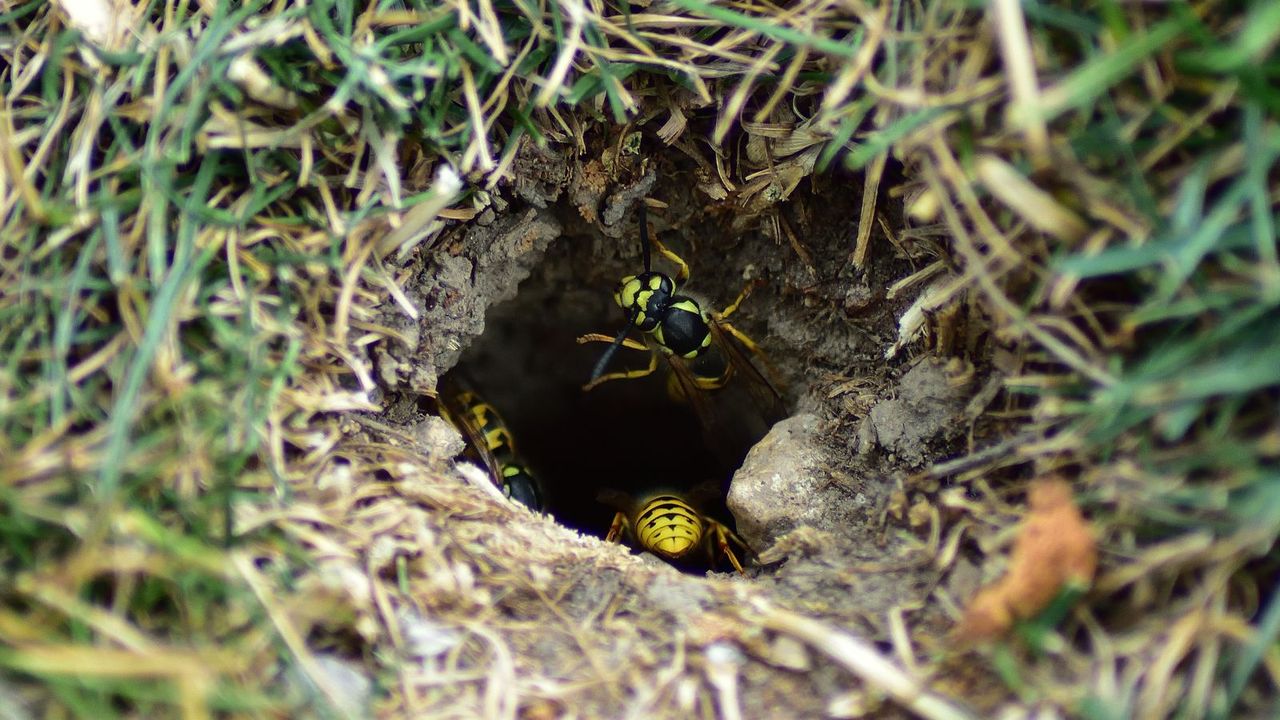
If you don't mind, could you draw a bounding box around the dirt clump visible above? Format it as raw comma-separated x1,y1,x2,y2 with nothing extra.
856,358,972,466
729,414,874,551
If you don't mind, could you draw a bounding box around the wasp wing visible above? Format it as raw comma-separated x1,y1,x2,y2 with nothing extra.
707,319,786,424
438,376,506,493
664,350,734,453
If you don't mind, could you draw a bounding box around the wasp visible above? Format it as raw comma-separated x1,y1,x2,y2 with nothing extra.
599,487,749,574
438,377,544,512
578,204,785,435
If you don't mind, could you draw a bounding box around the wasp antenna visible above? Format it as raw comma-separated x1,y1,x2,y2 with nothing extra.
588,325,632,382
638,202,651,273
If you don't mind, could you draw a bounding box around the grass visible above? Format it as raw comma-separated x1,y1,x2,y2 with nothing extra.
919,1,1280,715
2,0,1279,717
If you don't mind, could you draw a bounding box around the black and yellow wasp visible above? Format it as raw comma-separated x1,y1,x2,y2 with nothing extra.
599,487,749,574
439,377,544,512
578,203,785,437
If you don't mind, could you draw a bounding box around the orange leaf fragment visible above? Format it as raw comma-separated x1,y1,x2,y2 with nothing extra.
952,477,1097,643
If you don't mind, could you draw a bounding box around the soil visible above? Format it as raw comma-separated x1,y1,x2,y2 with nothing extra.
364,128,1004,717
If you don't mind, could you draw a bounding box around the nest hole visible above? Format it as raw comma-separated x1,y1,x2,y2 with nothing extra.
446,215,777,561
429,161,921,580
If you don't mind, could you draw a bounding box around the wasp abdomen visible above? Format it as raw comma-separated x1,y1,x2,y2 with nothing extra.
459,393,517,456
447,387,545,512
635,495,704,560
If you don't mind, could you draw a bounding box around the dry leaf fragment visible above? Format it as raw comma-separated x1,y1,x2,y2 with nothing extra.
56,0,143,51
952,477,1097,643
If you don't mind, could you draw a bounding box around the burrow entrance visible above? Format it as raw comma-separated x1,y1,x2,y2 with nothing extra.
447,207,758,547
369,144,1008,717
354,94,1022,720
417,153,975,585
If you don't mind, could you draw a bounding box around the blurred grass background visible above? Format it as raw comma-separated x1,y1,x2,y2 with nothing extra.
1,0,1278,717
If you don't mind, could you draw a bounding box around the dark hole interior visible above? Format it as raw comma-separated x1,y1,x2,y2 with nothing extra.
446,221,776,559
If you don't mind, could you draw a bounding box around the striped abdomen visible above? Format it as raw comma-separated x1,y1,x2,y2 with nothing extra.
458,391,518,458
634,495,704,560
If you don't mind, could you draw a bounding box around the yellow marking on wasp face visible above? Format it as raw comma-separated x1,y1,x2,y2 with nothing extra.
648,275,665,291
617,276,642,309
635,496,703,560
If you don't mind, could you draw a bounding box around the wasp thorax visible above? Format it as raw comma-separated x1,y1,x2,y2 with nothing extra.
615,272,675,331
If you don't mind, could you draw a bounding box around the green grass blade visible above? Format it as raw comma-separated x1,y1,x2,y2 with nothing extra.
669,0,861,58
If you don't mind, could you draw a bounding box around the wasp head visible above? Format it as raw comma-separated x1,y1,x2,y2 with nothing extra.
615,271,674,332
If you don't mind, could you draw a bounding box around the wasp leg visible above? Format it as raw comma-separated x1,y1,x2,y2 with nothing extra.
710,280,785,386
605,512,630,543
713,321,766,358
581,347,659,391
649,237,691,286
577,333,649,351
715,278,764,320
706,519,748,575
